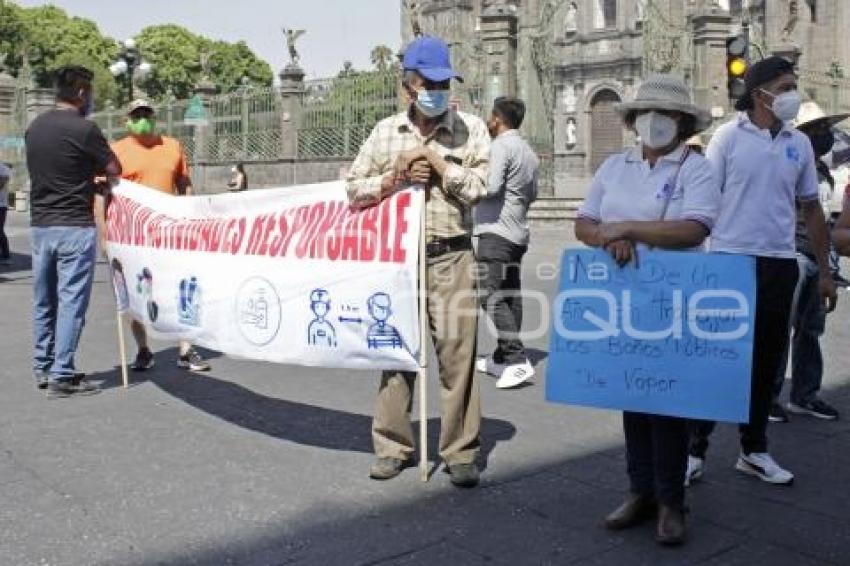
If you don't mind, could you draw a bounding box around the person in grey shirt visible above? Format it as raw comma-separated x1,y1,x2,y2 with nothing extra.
474,97,539,389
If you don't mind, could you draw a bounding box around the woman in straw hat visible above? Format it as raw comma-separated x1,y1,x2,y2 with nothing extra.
574,74,721,546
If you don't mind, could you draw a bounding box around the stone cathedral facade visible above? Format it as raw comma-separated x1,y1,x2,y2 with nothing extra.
402,0,850,197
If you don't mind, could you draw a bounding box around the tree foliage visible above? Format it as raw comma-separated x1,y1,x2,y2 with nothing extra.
0,4,273,108
370,45,395,72
136,25,273,101
0,4,118,109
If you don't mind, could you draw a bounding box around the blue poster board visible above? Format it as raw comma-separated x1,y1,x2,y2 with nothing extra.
546,249,756,423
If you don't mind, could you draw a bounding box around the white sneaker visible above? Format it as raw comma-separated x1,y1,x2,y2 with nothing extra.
476,355,505,377
684,455,704,487
735,452,794,485
496,361,534,389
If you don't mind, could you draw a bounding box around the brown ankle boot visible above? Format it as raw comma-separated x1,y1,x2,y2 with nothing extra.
655,504,686,546
604,493,657,530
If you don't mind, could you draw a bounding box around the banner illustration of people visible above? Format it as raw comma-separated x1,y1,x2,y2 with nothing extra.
106,180,423,371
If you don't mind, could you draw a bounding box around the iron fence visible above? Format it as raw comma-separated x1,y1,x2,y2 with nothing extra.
0,81,29,193
91,86,282,163
299,71,399,159
86,72,400,164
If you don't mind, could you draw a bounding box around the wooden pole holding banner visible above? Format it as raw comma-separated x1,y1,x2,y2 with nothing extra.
116,310,129,388
418,188,429,482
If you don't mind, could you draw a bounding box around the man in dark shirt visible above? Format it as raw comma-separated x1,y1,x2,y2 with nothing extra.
771,106,848,422
26,65,121,398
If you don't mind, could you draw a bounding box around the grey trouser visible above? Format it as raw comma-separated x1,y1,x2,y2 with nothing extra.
372,249,481,465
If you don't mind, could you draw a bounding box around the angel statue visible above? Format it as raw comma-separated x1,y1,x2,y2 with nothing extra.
282,27,306,66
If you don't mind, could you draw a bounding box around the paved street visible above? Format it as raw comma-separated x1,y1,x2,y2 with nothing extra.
2,209,850,566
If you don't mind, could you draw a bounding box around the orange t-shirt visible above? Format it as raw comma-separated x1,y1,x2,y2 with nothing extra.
111,135,190,194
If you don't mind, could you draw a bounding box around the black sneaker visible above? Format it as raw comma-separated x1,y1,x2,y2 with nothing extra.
34,370,49,390
36,371,85,390
787,399,839,420
177,348,211,372
768,402,789,423
130,348,155,371
832,274,850,289
46,379,101,399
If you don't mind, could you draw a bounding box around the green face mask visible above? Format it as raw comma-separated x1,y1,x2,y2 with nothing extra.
127,117,155,136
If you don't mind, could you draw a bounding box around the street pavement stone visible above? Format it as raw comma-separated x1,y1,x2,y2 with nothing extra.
2,210,850,565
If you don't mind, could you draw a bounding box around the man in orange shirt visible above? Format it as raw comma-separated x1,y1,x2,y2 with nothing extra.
111,99,211,373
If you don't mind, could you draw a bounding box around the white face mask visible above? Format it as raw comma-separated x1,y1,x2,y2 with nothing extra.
759,89,801,122
635,111,678,150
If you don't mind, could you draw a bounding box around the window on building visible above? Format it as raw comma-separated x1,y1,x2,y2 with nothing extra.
594,0,617,29
806,0,817,23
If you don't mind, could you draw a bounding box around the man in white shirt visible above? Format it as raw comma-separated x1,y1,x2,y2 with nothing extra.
687,57,836,487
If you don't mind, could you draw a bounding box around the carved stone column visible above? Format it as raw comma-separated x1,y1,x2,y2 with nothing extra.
279,64,305,160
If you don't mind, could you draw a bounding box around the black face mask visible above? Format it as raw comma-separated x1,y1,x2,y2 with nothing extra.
811,130,835,157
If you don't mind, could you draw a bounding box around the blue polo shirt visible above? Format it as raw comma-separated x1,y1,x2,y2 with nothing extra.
578,142,720,233
707,112,819,258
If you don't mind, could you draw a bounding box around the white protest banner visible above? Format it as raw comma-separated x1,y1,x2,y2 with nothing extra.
106,180,423,372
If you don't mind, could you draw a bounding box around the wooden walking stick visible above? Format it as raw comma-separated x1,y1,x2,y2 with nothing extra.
116,309,129,389
418,189,429,482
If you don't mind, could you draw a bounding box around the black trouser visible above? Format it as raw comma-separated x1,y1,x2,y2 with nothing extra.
0,207,9,259
624,411,688,508
773,255,825,406
689,256,799,457
475,233,528,365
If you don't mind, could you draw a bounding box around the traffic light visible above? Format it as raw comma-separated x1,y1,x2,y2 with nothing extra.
726,34,749,99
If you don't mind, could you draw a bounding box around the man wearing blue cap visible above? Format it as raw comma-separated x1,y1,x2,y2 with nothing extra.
347,35,490,487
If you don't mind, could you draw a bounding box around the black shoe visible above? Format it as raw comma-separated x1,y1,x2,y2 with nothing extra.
447,462,480,488
768,401,789,423
832,274,850,288
36,371,85,390
369,457,412,480
34,370,49,390
130,348,155,371
787,399,839,420
46,379,101,399
177,348,210,372
655,504,687,546
604,493,657,530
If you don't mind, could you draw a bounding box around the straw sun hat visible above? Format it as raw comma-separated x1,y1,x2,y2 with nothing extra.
615,74,712,133
793,100,850,130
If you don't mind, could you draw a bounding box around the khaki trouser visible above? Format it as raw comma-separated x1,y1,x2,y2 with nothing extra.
372,249,481,465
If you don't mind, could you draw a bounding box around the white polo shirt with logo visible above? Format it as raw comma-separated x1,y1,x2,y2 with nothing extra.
707,112,819,258
578,142,720,234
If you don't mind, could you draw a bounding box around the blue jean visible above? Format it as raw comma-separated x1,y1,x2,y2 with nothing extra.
31,226,97,382
773,254,825,405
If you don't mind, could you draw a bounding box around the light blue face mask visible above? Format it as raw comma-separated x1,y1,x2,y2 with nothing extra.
415,89,450,117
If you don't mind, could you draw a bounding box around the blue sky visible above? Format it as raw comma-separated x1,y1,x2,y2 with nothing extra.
15,0,402,79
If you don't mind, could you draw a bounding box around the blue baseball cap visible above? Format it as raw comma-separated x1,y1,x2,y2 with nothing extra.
402,36,463,83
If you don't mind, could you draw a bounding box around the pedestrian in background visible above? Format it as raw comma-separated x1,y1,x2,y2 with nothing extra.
109,99,211,373
768,102,847,424
25,65,122,398
474,96,539,389
0,161,11,265
575,74,720,546
686,57,837,487
228,163,248,191
346,35,489,487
